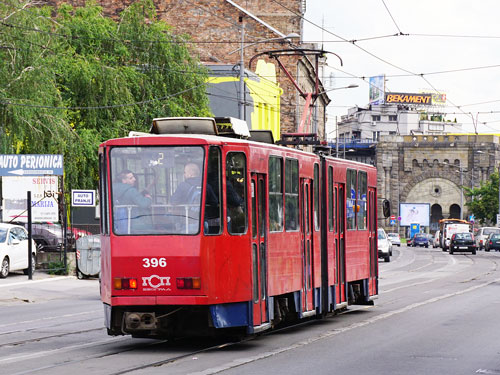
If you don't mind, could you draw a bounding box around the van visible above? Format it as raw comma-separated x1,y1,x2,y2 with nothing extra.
475,227,500,250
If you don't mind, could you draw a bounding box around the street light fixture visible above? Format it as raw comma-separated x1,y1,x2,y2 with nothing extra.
476,150,500,224
229,30,300,120
443,162,465,220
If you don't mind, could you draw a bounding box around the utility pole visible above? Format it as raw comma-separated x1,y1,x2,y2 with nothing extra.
335,116,339,157
239,23,245,120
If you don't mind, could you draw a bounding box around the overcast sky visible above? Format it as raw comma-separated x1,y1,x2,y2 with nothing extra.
303,0,500,136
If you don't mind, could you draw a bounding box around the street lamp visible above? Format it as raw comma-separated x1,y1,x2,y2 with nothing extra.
228,31,300,120
443,162,465,220
476,150,499,223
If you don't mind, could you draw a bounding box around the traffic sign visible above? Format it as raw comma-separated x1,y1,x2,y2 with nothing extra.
0,154,63,176
72,190,96,207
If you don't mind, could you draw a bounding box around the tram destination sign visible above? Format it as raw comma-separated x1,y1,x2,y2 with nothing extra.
0,154,64,176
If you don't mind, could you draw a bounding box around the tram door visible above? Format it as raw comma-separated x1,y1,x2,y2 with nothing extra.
301,179,314,313
251,174,268,326
368,188,378,295
337,184,347,305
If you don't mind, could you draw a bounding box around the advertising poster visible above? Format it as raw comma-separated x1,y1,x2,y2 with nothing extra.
369,75,385,105
399,203,430,227
2,176,59,223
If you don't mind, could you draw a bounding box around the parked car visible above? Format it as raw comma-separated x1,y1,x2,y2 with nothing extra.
22,222,91,251
387,232,401,247
449,232,476,254
378,228,392,262
412,233,429,248
0,223,37,278
433,230,440,248
485,233,500,252
475,227,500,250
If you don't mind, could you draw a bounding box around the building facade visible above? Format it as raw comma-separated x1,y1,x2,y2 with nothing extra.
377,134,500,234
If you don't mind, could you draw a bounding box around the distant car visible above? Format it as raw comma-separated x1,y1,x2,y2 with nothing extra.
387,232,401,247
485,233,500,252
412,233,429,248
0,223,37,278
433,230,440,248
22,223,91,251
449,232,476,254
378,228,392,262
475,227,500,250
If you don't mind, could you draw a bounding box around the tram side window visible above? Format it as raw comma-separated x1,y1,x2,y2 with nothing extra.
99,151,109,235
226,152,247,234
314,163,320,231
269,156,283,232
328,166,334,231
357,171,367,230
285,159,299,231
346,169,357,230
205,147,222,235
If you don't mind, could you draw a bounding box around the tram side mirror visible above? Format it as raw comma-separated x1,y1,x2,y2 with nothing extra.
382,199,391,218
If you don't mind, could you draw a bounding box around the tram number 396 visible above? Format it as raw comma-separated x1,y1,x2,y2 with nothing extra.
142,258,167,268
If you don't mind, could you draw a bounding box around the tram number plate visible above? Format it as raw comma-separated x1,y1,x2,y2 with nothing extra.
142,258,167,268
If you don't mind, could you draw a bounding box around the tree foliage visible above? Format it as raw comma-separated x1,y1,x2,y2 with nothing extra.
464,170,499,225
0,0,211,193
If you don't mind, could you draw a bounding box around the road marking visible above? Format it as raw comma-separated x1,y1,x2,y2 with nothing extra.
0,276,74,289
187,276,500,375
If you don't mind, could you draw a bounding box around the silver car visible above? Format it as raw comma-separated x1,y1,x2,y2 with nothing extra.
387,232,401,247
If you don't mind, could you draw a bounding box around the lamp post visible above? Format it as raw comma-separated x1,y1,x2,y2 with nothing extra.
443,161,464,220
476,150,500,224
229,31,300,121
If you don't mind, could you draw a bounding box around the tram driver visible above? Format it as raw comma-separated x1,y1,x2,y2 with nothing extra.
113,169,153,234
171,163,217,234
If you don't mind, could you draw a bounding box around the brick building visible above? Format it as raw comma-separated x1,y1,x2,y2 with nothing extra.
52,0,330,139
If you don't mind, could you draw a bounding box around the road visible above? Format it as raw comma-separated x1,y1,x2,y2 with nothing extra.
1,245,499,375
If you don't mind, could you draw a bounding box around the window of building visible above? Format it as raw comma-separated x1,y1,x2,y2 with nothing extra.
372,115,381,122
389,115,397,121
285,159,299,231
269,156,283,232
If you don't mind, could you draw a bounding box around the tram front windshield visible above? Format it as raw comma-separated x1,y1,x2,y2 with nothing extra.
110,146,207,235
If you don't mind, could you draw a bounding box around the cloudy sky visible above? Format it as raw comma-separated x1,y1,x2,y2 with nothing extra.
303,0,500,136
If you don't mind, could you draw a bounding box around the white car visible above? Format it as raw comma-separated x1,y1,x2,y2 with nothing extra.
475,227,500,250
378,228,392,262
387,232,401,247
0,223,37,278
433,230,440,248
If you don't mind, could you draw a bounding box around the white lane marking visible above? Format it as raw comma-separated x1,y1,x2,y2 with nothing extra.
0,276,74,289
188,277,500,375
0,337,126,364
0,310,102,329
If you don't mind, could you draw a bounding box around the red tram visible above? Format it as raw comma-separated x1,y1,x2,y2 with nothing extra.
99,117,383,338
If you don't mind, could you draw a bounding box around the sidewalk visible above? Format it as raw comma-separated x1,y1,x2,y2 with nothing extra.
0,272,99,306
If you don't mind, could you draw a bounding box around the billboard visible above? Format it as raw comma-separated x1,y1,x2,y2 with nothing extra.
400,203,430,227
369,75,385,105
385,92,432,105
2,176,59,223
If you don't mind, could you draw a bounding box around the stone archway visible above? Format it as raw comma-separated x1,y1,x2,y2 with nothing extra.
403,177,464,228
431,204,443,232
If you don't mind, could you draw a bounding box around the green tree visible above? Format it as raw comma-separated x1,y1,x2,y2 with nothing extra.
0,0,211,194
464,170,499,225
